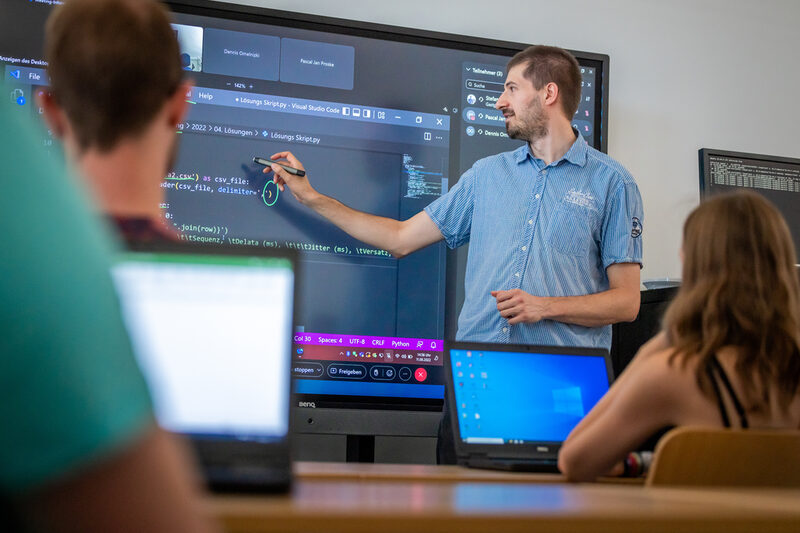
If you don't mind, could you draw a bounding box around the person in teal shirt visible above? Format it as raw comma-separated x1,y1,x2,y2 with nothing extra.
0,99,214,530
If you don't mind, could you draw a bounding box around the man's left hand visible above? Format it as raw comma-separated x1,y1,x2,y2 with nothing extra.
491,288,550,325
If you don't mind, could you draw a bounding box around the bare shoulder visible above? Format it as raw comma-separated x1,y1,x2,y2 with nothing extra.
620,348,696,411
633,348,725,425
643,347,703,383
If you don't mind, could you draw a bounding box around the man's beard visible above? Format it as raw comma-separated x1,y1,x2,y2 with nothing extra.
505,97,548,142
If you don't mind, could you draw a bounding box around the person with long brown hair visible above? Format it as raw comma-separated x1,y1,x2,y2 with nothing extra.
558,191,800,481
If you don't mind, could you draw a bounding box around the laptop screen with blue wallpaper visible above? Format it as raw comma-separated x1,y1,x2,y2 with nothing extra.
449,347,611,445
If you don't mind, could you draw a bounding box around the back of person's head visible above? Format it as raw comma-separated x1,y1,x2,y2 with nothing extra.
506,45,582,120
664,191,800,411
44,0,182,153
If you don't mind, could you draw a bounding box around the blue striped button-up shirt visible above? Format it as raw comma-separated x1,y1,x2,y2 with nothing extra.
425,133,643,349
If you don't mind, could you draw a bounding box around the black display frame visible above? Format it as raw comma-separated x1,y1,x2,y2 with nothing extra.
0,0,613,463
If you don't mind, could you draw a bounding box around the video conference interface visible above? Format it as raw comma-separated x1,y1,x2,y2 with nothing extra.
1,0,603,407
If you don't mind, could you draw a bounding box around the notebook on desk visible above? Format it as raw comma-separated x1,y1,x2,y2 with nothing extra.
445,341,613,473
111,241,297,492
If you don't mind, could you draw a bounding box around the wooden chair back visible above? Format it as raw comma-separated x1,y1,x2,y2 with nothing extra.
646,426,800,487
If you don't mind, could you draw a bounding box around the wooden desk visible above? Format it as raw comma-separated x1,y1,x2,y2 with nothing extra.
294,460,566,483
206,462,800,533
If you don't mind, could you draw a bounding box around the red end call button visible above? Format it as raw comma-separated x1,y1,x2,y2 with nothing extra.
414,367,427,382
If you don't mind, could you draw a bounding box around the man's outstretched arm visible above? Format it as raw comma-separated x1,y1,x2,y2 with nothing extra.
267,151,443,258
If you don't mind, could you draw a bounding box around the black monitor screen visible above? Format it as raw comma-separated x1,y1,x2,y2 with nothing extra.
1,0,609,411
700,148,800,263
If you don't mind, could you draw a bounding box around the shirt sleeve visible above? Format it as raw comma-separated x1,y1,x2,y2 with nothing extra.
600,179,644,270
0,107,154,494
423,165,476,249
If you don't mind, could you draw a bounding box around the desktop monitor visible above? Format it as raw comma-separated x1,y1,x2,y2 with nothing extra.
0,0,609,462
699,148,800,262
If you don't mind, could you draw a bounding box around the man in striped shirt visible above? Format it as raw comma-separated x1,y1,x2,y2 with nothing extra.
268,45,643,349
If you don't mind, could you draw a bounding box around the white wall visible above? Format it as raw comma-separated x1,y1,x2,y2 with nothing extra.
221,0,800,279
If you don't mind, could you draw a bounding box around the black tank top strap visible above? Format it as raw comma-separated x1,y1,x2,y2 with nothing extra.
708,355,749,429
706,358,731,428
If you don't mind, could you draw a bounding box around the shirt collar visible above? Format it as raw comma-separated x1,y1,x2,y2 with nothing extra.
562,130,589,167
514,129,589,168
513,144,530,165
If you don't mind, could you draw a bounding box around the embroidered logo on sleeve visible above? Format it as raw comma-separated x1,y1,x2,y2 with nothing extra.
631,217,642,238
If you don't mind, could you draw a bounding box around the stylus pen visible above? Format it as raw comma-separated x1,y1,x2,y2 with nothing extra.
253,156,306,177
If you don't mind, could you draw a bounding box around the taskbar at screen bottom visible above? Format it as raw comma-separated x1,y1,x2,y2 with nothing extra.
462,437,559,445
293,331,444,367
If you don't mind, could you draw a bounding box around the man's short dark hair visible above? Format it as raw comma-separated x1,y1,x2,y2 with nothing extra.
507,45,582,119
45,0,183,152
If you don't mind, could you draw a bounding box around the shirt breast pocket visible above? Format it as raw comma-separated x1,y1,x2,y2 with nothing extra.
546,203,597,258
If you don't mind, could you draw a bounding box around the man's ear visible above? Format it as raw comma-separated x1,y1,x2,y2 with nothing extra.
542,82,560,108
37,90,67,139
166,81,193,128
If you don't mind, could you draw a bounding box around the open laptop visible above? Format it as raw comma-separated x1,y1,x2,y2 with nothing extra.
111,241,297,492
445,341,613,473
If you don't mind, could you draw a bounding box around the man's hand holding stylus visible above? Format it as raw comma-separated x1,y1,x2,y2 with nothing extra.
264,151,317,206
